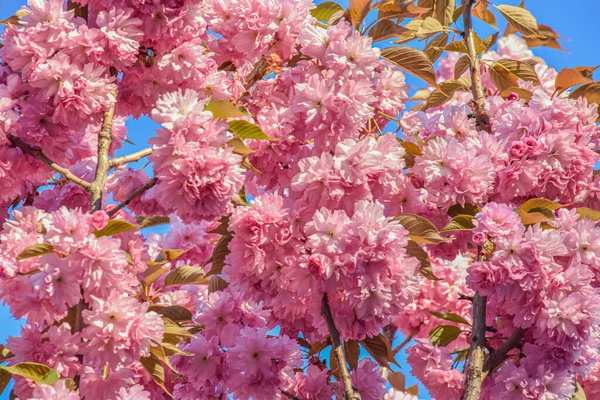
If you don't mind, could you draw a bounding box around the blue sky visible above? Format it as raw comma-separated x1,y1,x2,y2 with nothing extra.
1,0,599,399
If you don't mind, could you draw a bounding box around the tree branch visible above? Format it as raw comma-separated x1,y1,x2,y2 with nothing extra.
109,147,153,169
461,0,491,133
461,292,487,400
107,177,157,218
483,328,526,374
281,390,302,400
321,295,361,400
8,136,91,190
89,91,118,212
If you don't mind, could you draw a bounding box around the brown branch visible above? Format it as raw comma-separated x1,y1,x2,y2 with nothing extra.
461,292,487,400
109,147,153,169
89,91,118,212
107,177,158,218
461,0,491,133
8,136,91,190
281,390,302,400
321,295,361,400
393,326,420,355
483,328,526,374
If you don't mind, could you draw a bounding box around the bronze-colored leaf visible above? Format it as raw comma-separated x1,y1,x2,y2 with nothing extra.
569,82,600,105
524,23,565,51
447,203,481,217
494,4,539,36
164,266,209,287
360,334,397,368
500,87,533,102
148,305,193,322
345,340,360,370
208,275,229,293
519,198,563,213
406,240,442,281
454,55,470,79
516,208,555,226
16,243,54,261
226,137,254,156
94,220,139,238
416,16,444,39
388,371,406,391
140,355,172,397
488,62,520,92
435,0,455,26
443,40,468,54
205,234,233,277
429,311,471,325
424,78,471,109
576,207,600,222
0,362,59,385
495,59,540,85
380,47,437,86
482,31,499,53
136,215,170,229
349,0,371,28
473,1,497,28
393,214,451,244
452,4,465,23
441,214,475,232
423,33,449,62
368,20,409,42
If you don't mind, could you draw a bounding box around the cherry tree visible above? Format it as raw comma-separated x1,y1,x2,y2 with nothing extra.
0,0,599,399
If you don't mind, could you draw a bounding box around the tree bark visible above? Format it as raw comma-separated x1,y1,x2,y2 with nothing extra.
461,292,487,400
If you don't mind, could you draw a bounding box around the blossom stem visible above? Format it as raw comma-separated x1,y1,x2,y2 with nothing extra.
321,295,361,400
281,390,302,400
109,148,153,169
461,0,490,133
89,90,118,213
483,328,526,374
107,177,158,218
8,136,92,190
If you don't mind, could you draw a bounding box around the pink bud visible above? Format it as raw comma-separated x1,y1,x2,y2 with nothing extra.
509,141,528,159
472,232,487,246
506,92,519,101
411,174,425,189
88,210,109,231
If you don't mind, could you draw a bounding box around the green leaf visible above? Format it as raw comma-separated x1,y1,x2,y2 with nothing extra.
360,334,397,369
380,47,437,86
494,4,539,36
147,249,190,267
94,220,139,237
0,363,59,385
226,137,254,156
429,325,462,346
16,244,54,261
164,266,209,287
205,234,233,277
393,214,451,244
572,382,587,400
429,311,470,325
441,214,475,232
406,240,441,281
148,305,193,322
150,343,179,373
311,1,344,21
228,120,277,141
160,341,193,357
205,100,249,119
140,355,172,397
0,346,14,363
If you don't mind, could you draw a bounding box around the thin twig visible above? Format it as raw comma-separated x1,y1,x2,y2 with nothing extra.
393,327,419,355
107,177,158,218
8,136,91,190
109,147,153,168
281,390,302,400
483,328,526,374
321,295,361,400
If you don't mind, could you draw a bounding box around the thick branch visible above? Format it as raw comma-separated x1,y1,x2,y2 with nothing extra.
89,92,118,212
107,177,158,218
461,292,487,400
9,136,91,190
461,0,490,132
321,295,361,400
109,147,153,169
483,328,526,373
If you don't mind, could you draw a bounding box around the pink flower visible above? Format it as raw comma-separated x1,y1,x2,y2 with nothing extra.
30,380,80,400
88,210,109,231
